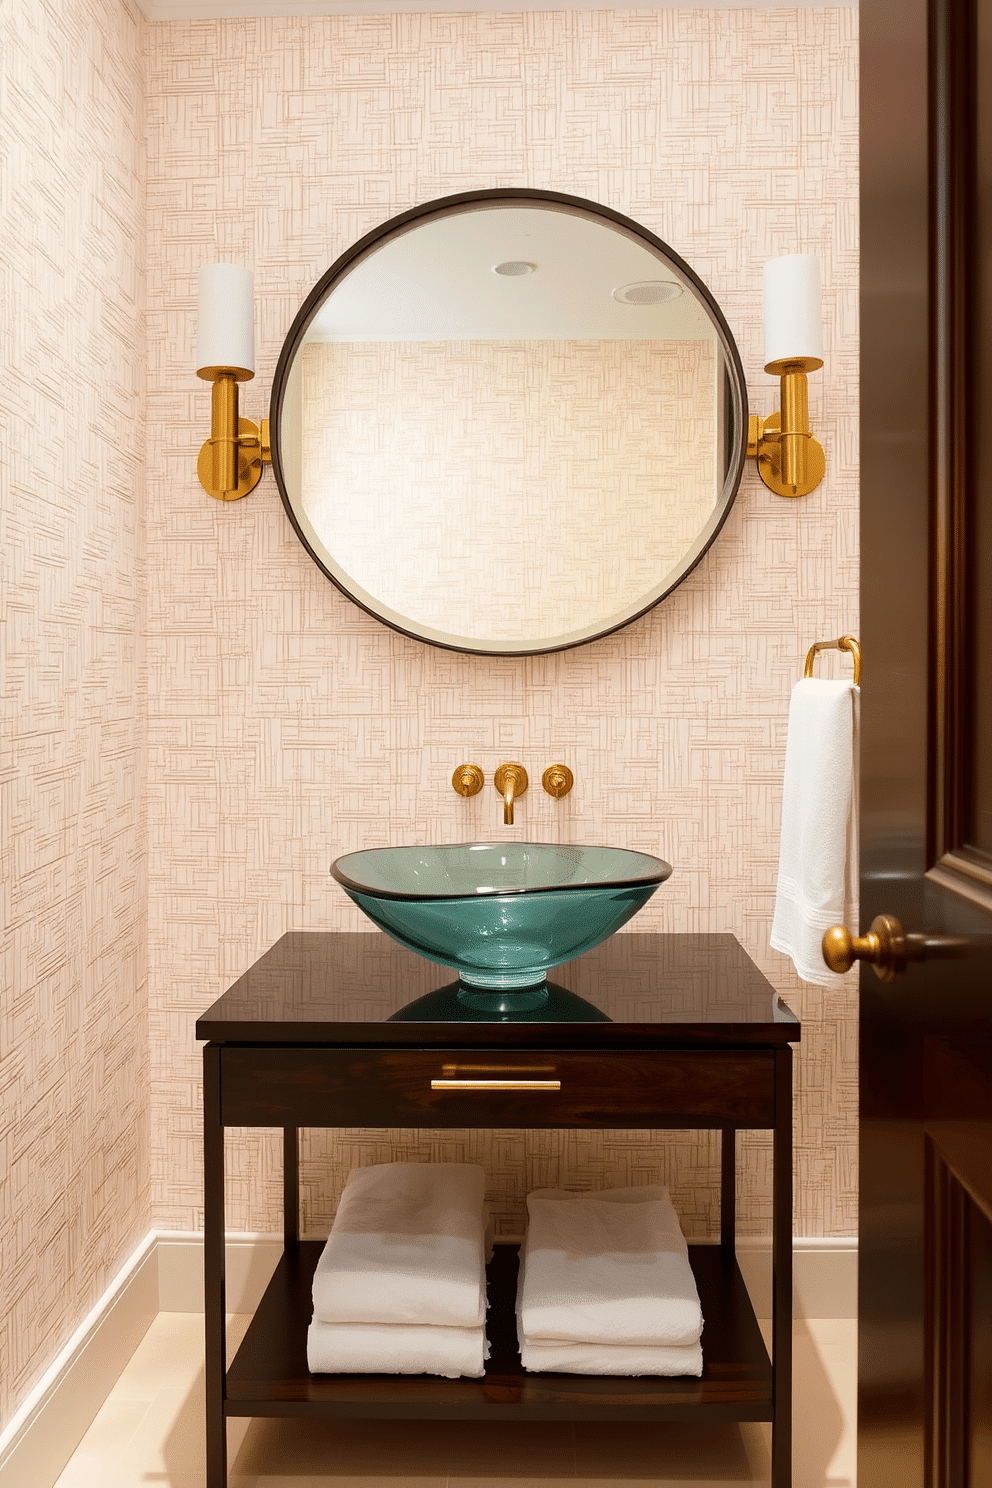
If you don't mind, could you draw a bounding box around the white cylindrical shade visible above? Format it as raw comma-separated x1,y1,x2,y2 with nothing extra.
197,263,255,375
763,254,823,369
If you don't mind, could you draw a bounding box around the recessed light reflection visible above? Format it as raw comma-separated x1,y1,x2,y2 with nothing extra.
613,280,683,305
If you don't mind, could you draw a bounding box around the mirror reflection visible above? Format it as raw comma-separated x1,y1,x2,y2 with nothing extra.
273,193,746,654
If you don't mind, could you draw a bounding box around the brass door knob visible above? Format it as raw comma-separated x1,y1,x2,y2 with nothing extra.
822,914,907,983
452,764,484,798
542,764,574,799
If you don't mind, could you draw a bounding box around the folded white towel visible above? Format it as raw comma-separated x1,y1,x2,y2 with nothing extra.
517,1332,703,1377
770,677,859,986
520,1186,703,1347
307,1318,488,1378
515,1252,701,1376
312,1162,488,1328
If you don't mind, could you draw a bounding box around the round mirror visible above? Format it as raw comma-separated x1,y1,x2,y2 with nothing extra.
271,189,747,656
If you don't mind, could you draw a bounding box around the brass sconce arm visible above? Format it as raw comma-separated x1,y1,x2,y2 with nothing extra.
747,357,826,499
197,367,271,502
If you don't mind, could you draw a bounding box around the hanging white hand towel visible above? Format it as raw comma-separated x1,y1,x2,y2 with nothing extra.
519,1186,703,1347
312,1162,488,1328
770,676,859,986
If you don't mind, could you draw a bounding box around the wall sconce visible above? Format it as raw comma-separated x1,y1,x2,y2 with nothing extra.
196,264,271,501
747,254,826,498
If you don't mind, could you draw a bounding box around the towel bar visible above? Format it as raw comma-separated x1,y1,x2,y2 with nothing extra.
803,634,861,685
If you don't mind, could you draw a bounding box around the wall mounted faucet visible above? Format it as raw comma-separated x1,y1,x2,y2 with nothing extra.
493,763,528,825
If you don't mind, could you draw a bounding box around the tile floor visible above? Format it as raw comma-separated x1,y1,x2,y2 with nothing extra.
54,1312,856,1488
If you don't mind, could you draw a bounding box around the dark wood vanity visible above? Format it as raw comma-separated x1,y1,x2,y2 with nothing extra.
197,931,799,1488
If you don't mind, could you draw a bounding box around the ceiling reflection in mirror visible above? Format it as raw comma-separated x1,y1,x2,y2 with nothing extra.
272,193,747,655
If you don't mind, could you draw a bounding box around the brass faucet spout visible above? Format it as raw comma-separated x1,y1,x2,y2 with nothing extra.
493,763,528,827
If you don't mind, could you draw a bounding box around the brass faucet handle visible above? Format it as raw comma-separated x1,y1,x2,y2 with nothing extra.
493,763,528,826
452,764,485,798
541,764,574,799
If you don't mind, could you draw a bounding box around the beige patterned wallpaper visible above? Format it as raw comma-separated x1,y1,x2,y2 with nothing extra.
146,7,859,1241
0,0,149,1428
298,336,717,644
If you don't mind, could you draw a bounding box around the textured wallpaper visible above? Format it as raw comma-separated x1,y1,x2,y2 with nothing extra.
0,0,148,1428
145,8,859,1241
298,336,717,644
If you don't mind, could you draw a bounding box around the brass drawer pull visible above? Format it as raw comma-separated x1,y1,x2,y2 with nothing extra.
431,1078,561,1091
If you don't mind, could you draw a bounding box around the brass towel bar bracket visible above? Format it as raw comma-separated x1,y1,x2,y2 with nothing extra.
803,634,861,686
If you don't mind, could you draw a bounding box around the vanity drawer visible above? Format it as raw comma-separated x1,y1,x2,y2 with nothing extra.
219,1047,776,1128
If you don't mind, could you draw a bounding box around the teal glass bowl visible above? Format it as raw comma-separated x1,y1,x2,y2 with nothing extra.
330,843,672,1005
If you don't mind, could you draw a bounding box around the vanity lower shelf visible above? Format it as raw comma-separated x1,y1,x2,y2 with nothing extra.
225,1241,772,1422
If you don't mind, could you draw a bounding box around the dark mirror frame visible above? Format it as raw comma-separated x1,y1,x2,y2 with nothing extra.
269,187,749,656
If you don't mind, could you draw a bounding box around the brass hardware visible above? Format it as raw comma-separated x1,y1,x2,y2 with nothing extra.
822,914,907,982
747,362,826,498
431,1079,561,1091
452,764,485,798
196,369,271,501
541,764,574,799
823,914,965,980
804,634,862,686
494,763,528,825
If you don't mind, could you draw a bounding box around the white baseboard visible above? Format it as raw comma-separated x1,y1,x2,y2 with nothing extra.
730,1235,858,1321
156,1230,283,1313
0,1229,857,1488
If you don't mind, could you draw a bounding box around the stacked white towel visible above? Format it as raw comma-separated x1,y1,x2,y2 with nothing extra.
516,1186,703,1377
307,1162,491,1378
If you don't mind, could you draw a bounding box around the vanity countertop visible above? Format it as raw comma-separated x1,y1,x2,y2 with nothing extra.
196,931,799,1050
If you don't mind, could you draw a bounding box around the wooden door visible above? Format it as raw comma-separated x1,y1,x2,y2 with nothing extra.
861,2,992,1484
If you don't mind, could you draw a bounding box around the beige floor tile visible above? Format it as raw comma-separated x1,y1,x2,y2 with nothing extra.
53,1314,253,1488
735,1422,772,1485
51,1399,155,1487
419,1420,575,1476
792,1321,857,1488
231,1476,444,1488
233,1418,449,1478
233,1418,574,1479
107,1313,223,1400
571,1420,753,1482
446,1481,574,1488
57,1471,208,1488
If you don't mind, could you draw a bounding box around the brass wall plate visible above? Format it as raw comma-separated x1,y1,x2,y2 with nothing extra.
494,763,528,798
452,763,485,798
198,418,266,501
541,764,574,799
752,412,826,499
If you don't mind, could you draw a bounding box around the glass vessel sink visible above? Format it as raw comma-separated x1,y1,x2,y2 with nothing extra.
330,843,672,1010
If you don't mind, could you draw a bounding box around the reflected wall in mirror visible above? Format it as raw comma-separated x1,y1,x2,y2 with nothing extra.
271,190,747,655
